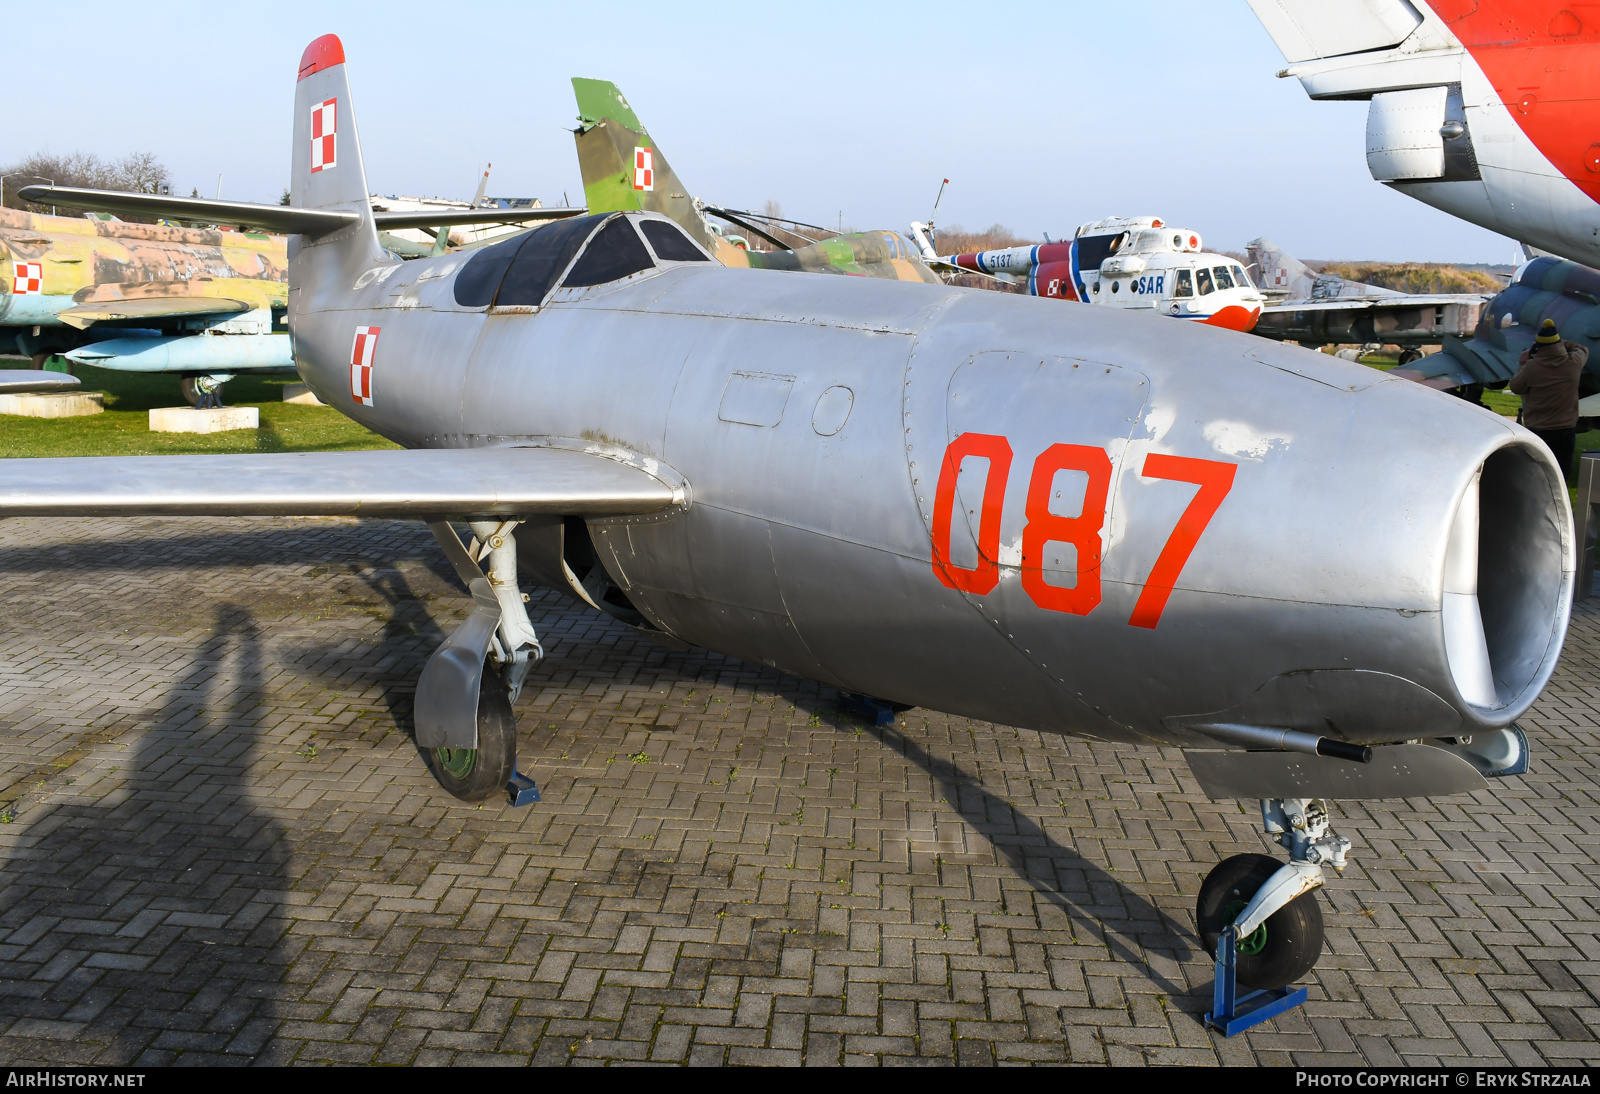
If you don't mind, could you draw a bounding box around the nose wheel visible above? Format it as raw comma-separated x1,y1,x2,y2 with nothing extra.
1197,853,1324,990
422,662,518,802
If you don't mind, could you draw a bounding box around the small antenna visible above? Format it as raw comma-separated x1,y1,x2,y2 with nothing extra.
215,173,223,199
929,179,949,229
925,178,949,249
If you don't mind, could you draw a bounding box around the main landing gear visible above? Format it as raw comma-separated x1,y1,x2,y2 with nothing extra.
1198,797,1349,991
416,520,544,804
180,375,230,409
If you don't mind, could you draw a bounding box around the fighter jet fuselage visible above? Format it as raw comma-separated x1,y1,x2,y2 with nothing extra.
290,207,1568,748
6,31,1577,992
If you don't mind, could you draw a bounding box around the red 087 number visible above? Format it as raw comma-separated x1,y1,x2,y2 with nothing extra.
930,433,1236,629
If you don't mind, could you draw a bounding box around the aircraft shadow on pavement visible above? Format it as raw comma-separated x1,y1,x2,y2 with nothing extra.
0,521,461,589
863,719,1194,1000
0,604,292,1065
281,530,1204,1001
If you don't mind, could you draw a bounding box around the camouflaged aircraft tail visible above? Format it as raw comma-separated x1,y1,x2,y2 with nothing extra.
571,79,724,255
291,35,385,271
570,78,939,284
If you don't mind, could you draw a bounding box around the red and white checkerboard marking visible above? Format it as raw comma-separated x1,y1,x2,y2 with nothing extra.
11,262,42,295
633,147,654,191
310,98,337,173
350,325,379,406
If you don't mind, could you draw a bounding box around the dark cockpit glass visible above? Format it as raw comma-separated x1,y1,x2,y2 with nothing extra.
640,219,709,262
1213,266,1234,291
1173,268,1193,297
452,232,525,307
495,214,605,306
562,216,656,287
1196,267,1215,296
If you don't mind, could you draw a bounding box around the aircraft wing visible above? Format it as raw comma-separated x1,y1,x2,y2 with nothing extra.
1391,352,1478,389
1263,294,1491,313
20,186,354,237
372,207,586,230
0,447,680,519
0,371,81,394
22,185,586,237
56,297,253,330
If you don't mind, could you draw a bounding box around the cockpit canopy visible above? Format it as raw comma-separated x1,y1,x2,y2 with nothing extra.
453,212,710,309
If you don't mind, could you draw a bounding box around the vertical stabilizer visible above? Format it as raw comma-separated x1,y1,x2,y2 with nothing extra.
1246,238,1315,298
291,35,385,274
571,79,722,254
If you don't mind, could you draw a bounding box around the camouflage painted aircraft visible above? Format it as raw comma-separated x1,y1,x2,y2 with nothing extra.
1,198,578,405
572,79,938,284
11,35,1573,994
0,204,290,404
1425,254,1600,398
1246,239,1491,371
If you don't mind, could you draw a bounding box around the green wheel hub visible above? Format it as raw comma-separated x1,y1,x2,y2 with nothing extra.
1223,900,1268,955
435,747,478,780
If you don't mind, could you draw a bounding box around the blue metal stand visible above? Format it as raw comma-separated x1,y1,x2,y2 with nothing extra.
838,692,897,726
505,763,541,807
1204,925,1308,1037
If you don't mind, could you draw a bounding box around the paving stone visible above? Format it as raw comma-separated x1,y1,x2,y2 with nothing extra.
0,515,1597,1065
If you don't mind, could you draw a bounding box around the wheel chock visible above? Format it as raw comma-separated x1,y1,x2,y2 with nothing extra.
506,763,541,807
838,692,896,726
1204,925,1308,1037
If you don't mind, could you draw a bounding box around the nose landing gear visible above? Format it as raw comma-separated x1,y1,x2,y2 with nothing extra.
1198,797,1348,991
1198,852,1325,990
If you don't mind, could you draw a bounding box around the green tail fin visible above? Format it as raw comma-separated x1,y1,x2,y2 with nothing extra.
571,78,719,251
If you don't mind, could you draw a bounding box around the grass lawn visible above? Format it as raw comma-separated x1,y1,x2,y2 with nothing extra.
0,365,400,458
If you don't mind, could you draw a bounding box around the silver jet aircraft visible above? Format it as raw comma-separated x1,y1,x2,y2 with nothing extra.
8,35,1575,992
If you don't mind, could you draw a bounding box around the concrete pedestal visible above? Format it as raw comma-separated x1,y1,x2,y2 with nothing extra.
0,392,105,418
149,406,259,434
282,383,325,406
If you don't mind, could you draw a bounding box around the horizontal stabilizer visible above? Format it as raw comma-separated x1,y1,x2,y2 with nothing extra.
0,447,681,519
372,206,586,231
18,186,358,237
0,371,81,395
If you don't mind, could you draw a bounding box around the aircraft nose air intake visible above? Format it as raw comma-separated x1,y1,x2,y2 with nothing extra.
1445,441,1572,715
1443,467,1496,708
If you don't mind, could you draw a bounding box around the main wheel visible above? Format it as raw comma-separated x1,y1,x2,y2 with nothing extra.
423,672,517,803
1196,853,1324,990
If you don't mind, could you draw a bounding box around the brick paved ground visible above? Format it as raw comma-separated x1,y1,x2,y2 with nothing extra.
0,515,1597,1066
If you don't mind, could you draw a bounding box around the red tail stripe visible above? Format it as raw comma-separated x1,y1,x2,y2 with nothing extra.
298,34,345,81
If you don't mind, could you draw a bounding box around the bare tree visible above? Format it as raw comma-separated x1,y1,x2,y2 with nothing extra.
1,151,172,220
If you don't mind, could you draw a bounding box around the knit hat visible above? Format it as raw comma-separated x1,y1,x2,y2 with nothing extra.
1537,318,1561,344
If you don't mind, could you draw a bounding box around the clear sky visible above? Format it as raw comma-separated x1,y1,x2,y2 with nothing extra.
4,0,1516,265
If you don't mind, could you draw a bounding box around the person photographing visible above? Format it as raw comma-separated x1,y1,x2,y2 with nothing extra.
1510,318,1587,480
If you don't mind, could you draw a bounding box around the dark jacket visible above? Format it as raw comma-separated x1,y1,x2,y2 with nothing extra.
1510,339,1587,430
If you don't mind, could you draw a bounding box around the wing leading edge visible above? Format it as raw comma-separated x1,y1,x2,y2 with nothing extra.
18,186,586,238
0,447,680,519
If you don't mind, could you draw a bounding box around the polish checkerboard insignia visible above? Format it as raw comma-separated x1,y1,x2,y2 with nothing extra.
310,98,337,173
633,147,654,191
11,262,41,295
350,325,379,406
